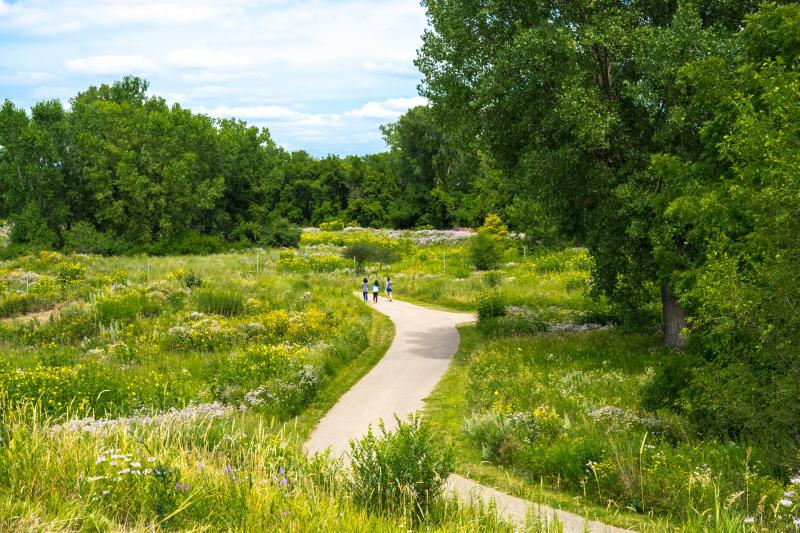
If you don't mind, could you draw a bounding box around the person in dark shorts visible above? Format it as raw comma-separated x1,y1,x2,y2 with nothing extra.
385,276,393,302
372,279,380,303
361,278,369,301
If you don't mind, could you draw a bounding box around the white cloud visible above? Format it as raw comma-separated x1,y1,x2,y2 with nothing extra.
0,71,53,85
65,54,159,74
165,49,256,69
347,96,428,119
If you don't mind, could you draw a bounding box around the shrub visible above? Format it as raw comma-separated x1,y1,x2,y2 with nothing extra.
148,231,225,256
181,270,202,289
476,292,505,325
463,411,516,463
195,288,244,316
483,270,503,288
349,413,453,519
261,217,301,248
166,318,237,352
483,307,548,337
481,214,509,238
468,230,503,271
343,242,399,268
56,261,88,284
62,222,118,255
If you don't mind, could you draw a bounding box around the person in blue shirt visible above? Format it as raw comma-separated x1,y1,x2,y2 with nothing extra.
372,279,380,303
361,278,369,302
385,276,393,302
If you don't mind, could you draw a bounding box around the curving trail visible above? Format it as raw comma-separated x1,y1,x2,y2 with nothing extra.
305,296,635,533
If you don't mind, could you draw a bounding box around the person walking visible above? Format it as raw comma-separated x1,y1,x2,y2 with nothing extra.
361,278,369,302
372,278,380,303
385,276,393,302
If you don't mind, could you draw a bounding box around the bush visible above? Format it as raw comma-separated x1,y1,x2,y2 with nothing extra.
349,413,453,519
195,289,244,316
482,307,548,337
468,230,503,271
181,270,202,289
62,222,118,255
261,217,301,248
148,231,225,256
343,242,399,268
480,214,508,238
476,292,505,325
483,270,503,288
463,411,516,463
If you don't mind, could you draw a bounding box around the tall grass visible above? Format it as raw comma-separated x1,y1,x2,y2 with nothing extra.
0,402,523,531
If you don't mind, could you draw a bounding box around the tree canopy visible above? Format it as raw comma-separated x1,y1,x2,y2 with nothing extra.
417,0,800,446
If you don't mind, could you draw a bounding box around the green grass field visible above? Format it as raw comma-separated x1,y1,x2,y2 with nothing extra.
1,229,797,531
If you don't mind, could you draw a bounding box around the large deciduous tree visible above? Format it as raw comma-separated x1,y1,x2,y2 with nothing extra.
416,0,764,346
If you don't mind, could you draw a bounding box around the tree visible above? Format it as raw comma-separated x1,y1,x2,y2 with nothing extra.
417,0,763,346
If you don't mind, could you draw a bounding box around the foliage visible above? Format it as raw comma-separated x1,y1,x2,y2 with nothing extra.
480,214,508,238
468,230,503,271
260,217,301,248
476,292,505,325
348,413,454,519
343,241,399,268
0,406,513,531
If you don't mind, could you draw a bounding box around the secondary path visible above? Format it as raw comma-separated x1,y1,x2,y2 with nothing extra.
305,296,635,533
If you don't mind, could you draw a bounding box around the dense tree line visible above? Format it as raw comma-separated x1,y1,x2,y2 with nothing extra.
0,78,508,255
417,1,800,450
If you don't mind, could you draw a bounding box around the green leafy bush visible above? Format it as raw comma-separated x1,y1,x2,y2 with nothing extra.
62,222,119,255
148,232,225,256
343,241,399,267
348,413,453,519
261,217,301,248
463,411,516,463
468,230,502,271
195,288,244,316
476,292,505,325
181,270,202,289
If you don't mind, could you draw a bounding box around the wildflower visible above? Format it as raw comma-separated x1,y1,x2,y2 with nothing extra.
118,468,131,475
744,517,754,524
279,478,289,487
787,490,796,498
148,457,157,463
175,482,190,492
95,455,107,464
794,517,800,527
113,476,121,482
102,490,110,495
780,498,793,507
130,461,141,468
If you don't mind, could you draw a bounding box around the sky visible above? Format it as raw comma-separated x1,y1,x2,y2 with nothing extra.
0,0,429,156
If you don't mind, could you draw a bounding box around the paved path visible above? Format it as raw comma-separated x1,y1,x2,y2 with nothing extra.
305,297,635,533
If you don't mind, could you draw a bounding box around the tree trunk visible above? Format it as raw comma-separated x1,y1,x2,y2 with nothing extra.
661,284,687,349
